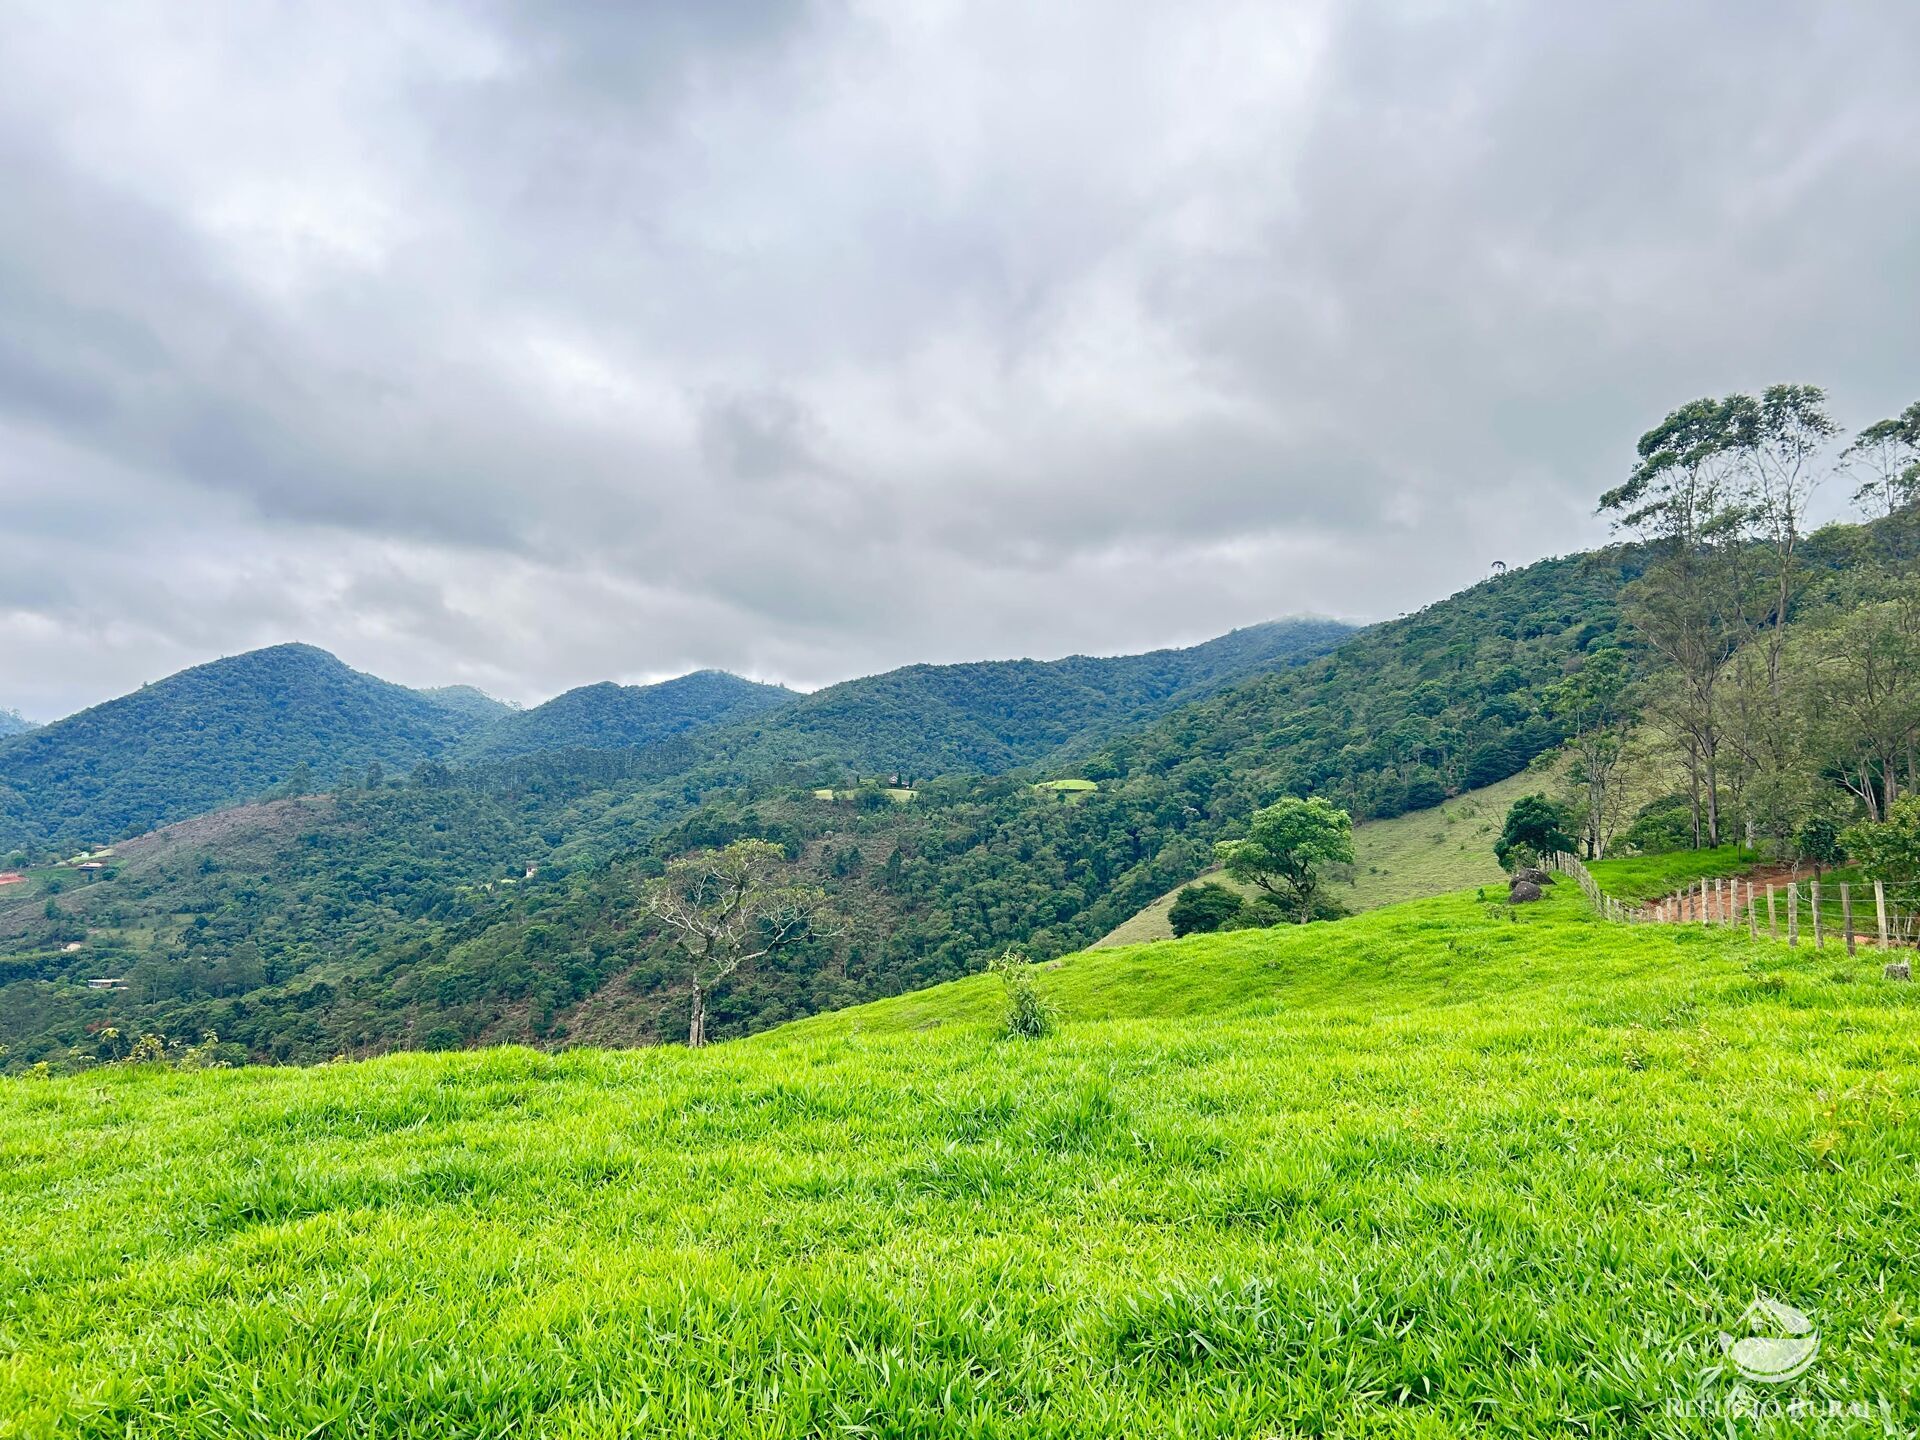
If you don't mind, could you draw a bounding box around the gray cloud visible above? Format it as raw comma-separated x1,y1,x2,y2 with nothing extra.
2,0,1917,720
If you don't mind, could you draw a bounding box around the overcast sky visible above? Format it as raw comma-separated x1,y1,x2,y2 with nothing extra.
3,1,1917,719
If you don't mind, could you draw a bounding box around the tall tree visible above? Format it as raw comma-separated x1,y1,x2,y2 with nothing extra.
640,839,833,1048
1600,396,1751,845
1799,590,1920,822
1842,401,1920,520
1546,649,1634,858
1726,383,1838,695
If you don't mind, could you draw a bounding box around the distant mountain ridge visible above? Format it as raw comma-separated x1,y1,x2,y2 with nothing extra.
418,686,517,725
681,617,1357,782
0,709,33,740
0,619,1353,855
0,645,489,852
461,671,795,762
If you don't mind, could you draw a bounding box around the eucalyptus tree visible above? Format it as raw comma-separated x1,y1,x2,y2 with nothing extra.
1799,589,1920,822
1546,648,1634,858
1842,400,1920,520
1726,384,1838,694
1600,396,1753,845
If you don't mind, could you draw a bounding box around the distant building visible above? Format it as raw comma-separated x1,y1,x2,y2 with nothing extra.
85,978,127,991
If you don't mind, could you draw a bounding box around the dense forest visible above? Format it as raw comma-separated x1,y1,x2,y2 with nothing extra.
0,646,496,853
625,616,1358,788
0,619,1350,864
458,672,794,762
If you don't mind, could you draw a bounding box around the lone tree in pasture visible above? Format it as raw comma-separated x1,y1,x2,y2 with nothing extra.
1494,795,1577,871
1215,796,1354,923
640,839,833,1048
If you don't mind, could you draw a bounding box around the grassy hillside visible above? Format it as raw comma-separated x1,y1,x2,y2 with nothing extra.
3,889,1915,1435
1097,767,1554,946
0,646,497,855
459,671,795,762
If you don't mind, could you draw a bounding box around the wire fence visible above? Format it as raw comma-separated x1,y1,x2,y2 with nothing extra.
1545,852,1919,957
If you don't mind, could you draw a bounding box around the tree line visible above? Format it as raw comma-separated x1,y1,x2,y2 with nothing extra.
1565,385,1918,865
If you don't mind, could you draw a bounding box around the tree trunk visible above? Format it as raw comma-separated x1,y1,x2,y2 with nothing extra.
1704,750,1722,848
688,984,706,1049
1686,744,1703,850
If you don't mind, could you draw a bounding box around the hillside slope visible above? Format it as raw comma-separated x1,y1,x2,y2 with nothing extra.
0,645,496,853
1096,766,1554,945
680,616,1356,783
4,889,1914,1435
461,671,795,762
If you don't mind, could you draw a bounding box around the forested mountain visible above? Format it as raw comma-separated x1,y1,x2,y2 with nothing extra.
663,617,1357,786
461,671,794,762
417,685,515,725
0,708,33,739
0,645,491,853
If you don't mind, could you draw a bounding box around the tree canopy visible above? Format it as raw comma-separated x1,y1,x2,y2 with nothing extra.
1214,797,1355,923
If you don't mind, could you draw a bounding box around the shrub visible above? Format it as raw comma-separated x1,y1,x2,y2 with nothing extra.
1168,882,1246,937
1843,797,1920,888
1494,794,1576,869
1620,793,1694,854
987,948,1056,1039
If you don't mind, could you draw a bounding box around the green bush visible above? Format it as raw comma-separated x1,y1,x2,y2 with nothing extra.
987,948,1056,1039
1168,882,1246,937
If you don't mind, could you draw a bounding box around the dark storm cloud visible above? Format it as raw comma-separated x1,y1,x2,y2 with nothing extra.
2,0,1917,719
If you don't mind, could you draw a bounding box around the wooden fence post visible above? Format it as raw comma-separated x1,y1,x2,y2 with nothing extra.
1876,881,1890,951
1699,879,1709,925
1811,880,1823,950
1767,885,1778,940
1841,883,1855,956
1747,881,1757,939
1788,883,1800,947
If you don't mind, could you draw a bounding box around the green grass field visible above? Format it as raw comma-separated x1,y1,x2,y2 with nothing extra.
4,885,1917,1436
1032,779,1098,806
1587,845,1762,903
1098,768,1549,946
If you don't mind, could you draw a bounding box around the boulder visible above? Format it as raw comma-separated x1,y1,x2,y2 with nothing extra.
1885,961,1912,983
1508,880,1544,903
1511,866,1554,887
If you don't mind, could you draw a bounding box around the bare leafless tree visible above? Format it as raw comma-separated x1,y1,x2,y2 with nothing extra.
640,839,834,1048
